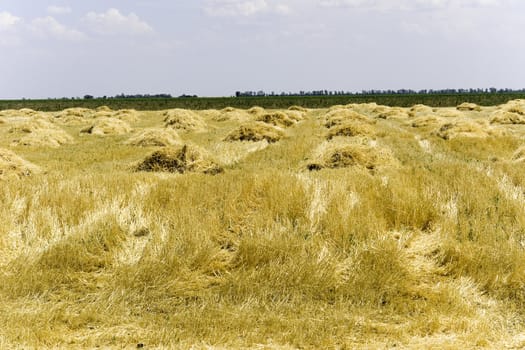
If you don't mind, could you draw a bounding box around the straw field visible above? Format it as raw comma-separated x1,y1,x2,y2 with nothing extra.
2,102,525,348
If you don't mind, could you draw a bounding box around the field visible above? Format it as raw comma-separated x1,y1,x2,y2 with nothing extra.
2,101,525,348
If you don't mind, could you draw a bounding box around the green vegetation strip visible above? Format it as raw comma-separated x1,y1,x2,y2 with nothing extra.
2,93,525,111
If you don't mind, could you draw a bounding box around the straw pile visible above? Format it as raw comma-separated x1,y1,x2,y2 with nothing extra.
134,144,223,175
377,107,409,120
0,117,5,124
113,109,139,122
285,110,305,122
9,117,75,148
256,112,296,128
489,110,525,125
307,139,398,171
434,120,502,140
224,122,284,143
289,105,308,112
81,118,132,136
326,121,376,140
164,109,207,132
96,106,112,112
247,106,265,115
409,115,443,128
53,108,93,124
409,104,434,117
323,109,375,128
212,108,251,122
457,102,482,112
125,128,180,147
500,100,525,115
0,148,41,179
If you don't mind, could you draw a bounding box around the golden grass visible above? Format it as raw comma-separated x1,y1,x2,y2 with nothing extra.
124,128,180,147
307,138,397,171
434,119,503,140
326,121,376,139
163,109,207,131
80,118,132,136
0,147,41,179
490,110,525,124
134,144,223,175
256,111,296,128
3,104,525,348
457,102,482,111
323,109,375,128
8,117,75,148
224,122,285,143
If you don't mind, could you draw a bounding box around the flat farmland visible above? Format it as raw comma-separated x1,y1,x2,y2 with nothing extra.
2,101,525,348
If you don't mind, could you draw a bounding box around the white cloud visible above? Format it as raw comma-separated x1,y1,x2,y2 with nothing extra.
47,5,73,15
83,8,153,35
319,0,505,10
31,16,86,41
0,11,21,31
204,0,292,16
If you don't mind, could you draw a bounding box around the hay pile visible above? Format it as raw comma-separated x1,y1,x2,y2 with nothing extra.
0,148,41,179
377,107,409,120
0,117,5,124
307,139,398,171
289,105,308,112
164,109,207,132
212,108,251,122
285,110,305,122
113,109,139,122
457,102,482,112
409,104,434,117
247,106,265,115
489,110,525,125
323,109,375,128
500,100,525,115
10,117,74,148
81,118,132,136
256,112,296,128
53,108,93,124
326,121,375,140
434,120,502,140
125,128,180,147
134,144,223,175
512,146,525,162
96,106,112,112
409,115,443,128
224,122,284,143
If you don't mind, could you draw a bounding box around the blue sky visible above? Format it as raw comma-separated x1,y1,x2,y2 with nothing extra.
0,0,524,98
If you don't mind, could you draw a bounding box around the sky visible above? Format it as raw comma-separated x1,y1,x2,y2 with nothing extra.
0,0,524,99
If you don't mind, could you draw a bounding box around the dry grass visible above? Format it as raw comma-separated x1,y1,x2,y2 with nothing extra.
80,118,132,136
408,104,434,117
256,111,296,128
134,144,223,174
434,119,503,140
125,128,180,147
323,109,375,128
377,107,409,120
288,105,309,112
512,146,525,162
0,148,41,179
326,121,376,139
8,117,75,148
224,122,285,143
409,115,443,128
164,109,207,131
3,104,525,348
307,139,397,171
489,110,525,124
212,108,251,122
457,102,482,111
